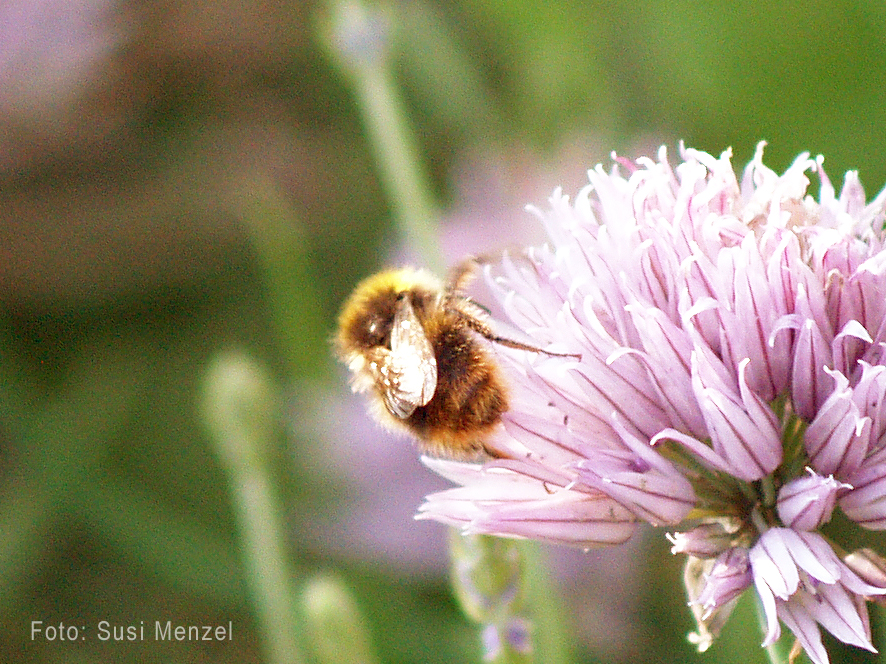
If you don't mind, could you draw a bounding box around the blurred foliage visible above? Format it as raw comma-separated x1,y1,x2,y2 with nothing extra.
1,0,884,663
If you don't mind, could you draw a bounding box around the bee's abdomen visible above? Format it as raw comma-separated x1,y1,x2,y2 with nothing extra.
406,323,508,458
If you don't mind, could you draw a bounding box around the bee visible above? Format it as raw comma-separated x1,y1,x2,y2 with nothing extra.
335,261,554,460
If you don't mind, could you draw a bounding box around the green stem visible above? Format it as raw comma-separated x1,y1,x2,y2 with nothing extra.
203,352,304,664
321,0,443,273
236,181,328,382
235,472,304,664
352,60,442,269
519,541,571,664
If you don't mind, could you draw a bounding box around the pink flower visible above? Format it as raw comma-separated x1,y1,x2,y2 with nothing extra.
418,143,886,663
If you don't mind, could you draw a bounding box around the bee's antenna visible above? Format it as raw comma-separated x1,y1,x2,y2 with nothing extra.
451,302,580,359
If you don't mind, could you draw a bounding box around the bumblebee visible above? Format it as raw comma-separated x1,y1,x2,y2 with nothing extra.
335,262,544,459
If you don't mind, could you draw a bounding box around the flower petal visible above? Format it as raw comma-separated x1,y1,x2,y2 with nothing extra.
690,351,781,480
574,421,696,526
804,368,871,477
776,470,850,531
691,548,752,617
840,463,886,529
418,458,638,546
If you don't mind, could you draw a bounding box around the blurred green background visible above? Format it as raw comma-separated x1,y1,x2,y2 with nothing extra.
2,1,885,663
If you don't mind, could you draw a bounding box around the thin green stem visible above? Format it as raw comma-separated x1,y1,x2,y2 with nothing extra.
203,352,304,664
234,472,304,664
236,180,328,382
321,0,443,273
352,62,442,270
519,541,571,664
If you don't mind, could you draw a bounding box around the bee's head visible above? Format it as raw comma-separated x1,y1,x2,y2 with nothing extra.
336,271,407,351
336,267,443,355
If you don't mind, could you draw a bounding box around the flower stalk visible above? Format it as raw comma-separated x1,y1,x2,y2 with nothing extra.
203,352,305,664
320,0,442,273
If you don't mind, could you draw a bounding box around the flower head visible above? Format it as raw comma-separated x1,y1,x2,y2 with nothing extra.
418,143,886,663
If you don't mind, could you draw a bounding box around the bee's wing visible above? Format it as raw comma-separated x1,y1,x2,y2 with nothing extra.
378,296,438,419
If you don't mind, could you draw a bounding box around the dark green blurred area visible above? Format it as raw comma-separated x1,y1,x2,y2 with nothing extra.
1,1,884,663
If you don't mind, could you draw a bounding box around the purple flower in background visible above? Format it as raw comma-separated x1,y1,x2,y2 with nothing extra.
418,143,886,663
0,0,117,112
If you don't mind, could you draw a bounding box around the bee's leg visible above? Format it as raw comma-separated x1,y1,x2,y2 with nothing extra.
447,251,520,292
479,438,518,460
445,257,479,293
